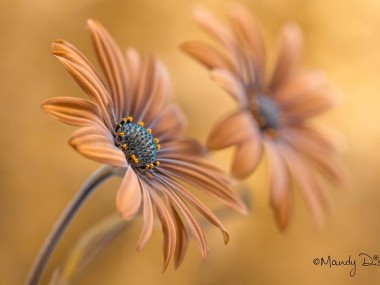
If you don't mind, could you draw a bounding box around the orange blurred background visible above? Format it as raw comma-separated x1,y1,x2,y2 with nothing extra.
1,0,380,284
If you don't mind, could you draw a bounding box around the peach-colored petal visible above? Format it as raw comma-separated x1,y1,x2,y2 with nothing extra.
116,167,142,220
69,127,127,168
52,40,99,75
158,137,207,157
273,70,327,106
158,172,230,244
132,56,157,121
229,3,265,80
137,61,170,124
211,69,248,105
280,145,324,228
282,129,347,185
193,7,238,61
273,189,292,231
284,87,340,122
181,41,234,71
231,135,263,179
157,160,248,215
87,19,129,120
207,110,255,150
124,47,141,116
136,177,154,251
158,153,231,186
149,190,177,272
264,141,289,205
157,178,208,260
264,140,291,230
52,51,114,129
165,199,189,269
295,123,341,152
42,97,104,127
148,105,186,141
269,24,303,90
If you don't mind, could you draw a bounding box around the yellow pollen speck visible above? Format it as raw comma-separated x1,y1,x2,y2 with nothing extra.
127,116,133,122
154,138,159,143
130,154,139,164
121,118,127,123
156,144,161,150
147,129,152,134
122,144,127,150
155,161,160,167
138,121,144,127
149,163,154,169
118,132,124,138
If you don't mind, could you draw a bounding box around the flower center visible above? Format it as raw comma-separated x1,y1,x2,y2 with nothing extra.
113,117,160,170
250,95,280,131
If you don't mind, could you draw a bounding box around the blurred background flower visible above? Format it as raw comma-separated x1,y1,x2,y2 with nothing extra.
1,0,380,284
182,5,347,231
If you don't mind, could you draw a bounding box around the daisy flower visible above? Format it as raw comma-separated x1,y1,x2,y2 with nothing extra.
182,5,347,230
40,19,248,272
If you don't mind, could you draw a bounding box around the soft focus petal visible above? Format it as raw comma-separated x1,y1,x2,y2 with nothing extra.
231,134,263,179
211,69,249,105
116,167,142,220
273,70,327,105
280,145,325,228
229,3,265,83
295,123,342,153
87,19,129,119
193,7,238,61
207,110,255,150
269,24,303,90
283,128,347,185
181,41,234,71
264,140,291,230
284,87,341,122
42,97,104,127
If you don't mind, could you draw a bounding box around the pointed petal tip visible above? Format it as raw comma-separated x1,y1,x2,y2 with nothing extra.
161,261,170,273
230,198,249,216
222,230,230,244
86,18,96,27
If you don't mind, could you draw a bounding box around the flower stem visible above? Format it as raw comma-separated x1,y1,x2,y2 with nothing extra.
26,165,115,285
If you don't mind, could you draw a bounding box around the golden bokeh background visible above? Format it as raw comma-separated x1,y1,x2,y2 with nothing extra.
1,0,380,284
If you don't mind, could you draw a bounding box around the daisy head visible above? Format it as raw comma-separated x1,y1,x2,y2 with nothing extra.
182,5,347,230
43,19,247,270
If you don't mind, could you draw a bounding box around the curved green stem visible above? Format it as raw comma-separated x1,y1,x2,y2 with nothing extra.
26,165,115,285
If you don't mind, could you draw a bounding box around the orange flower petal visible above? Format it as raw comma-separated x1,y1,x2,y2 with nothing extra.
207,111,255,150
87,19,129,120
116,167,142,220
269,24,303,90
42,97,104,127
